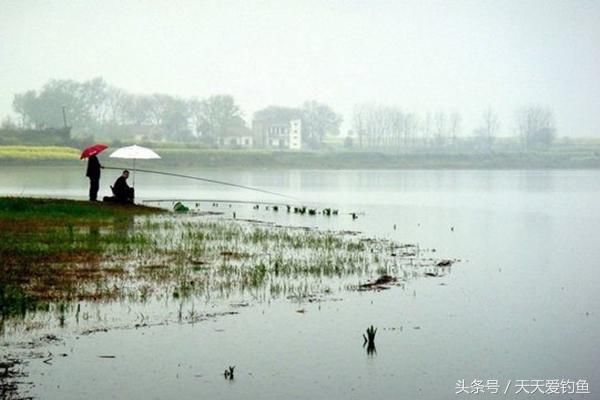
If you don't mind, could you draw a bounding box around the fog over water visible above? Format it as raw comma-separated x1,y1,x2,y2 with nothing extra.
1,0,599,136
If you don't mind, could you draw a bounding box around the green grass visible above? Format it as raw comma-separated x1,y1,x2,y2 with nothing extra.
3,143,600,168
0,197,163,317
1,197,447,326
0,145,79,160
0,197,160,221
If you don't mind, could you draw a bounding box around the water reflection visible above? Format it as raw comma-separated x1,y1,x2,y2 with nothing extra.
364,341,377,357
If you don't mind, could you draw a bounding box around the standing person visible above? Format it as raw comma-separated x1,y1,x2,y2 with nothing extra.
86,154,103,201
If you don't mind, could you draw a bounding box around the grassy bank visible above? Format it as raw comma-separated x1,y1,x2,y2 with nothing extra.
0,145,80,163
0,197,448,331
2,144,600,169
0,196,159,221
0,197,163,317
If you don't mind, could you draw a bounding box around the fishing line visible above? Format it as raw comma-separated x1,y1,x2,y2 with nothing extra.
103,166,295,199
140,199,290,206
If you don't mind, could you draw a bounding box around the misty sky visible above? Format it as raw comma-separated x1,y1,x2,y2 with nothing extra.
1,0,599,137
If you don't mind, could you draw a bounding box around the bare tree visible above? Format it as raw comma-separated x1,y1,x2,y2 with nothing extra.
421,112,433,146
515,106,556,149
105,86,128,124
352,104,408,149
475,107,500,151
434,111,447,147
449,111,462,146
403,112,418,147
301,100,342,148
352,104,366,148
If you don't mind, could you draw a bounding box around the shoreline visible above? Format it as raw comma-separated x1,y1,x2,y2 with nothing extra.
2,145,600,169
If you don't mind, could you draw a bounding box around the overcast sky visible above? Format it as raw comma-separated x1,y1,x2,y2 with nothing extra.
1,0,599,136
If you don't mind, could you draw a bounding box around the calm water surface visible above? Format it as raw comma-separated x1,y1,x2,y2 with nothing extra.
1,166,598,399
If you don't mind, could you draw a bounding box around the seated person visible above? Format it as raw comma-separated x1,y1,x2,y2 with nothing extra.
104,170,135,203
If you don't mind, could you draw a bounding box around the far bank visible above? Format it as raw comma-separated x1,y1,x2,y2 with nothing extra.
1,145,600,169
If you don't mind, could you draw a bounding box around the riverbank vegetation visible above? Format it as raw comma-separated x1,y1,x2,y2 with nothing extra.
0,145,80,162
0,197,449,334
2,143,600,169
0,198,161,316
1,76,591,153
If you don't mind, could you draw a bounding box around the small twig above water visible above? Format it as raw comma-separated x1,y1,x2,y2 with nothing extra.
224,366,235,380
363,325,377,356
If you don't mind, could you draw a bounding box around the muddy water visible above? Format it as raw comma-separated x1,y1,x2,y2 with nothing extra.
1,167,599,399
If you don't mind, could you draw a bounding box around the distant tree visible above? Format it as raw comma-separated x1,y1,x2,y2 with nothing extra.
161,96,191,140
104,86,128,124
191,95,245,142
187,98,203,137
449,112,462,146
352,104,367,148
421,112,433,146
122,94,153,126
146,94,170,126
352,104,406,149
300,100,342,148
118,93,192,140
516,106,556,149
123,94,191,140
1,116,17,129
12,90,37,128
352,104,378,148
80,77,109,124
29,81,75,127
434,111,447,147
475,107,499,151
38,79,97,129
12,78,107,131
384,106,404,148
253,106,302,124
344,136,354,148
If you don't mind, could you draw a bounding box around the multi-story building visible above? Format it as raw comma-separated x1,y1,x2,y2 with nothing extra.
253,117,303,150
289,119,302,150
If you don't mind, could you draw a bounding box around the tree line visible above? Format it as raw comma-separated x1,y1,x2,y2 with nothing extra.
6,77,556,150
351,104,556,150
8,77,342,148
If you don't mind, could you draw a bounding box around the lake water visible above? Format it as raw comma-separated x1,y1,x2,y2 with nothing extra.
1,166,598,399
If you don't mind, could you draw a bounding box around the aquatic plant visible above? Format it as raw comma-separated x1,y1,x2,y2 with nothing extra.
224,366,235,380
363,325,377,355
363,325,377,346
0,197,453,335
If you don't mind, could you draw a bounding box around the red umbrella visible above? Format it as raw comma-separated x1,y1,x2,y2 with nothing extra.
80,144,108,160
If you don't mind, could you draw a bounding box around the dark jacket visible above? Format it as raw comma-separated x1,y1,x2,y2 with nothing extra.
86,155,101,180
112,176,131,199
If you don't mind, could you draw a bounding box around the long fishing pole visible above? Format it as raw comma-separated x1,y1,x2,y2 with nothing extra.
103,166,295,199
142,199,291,206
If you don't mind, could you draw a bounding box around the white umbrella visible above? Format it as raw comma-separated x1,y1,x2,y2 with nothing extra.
109,145,161,186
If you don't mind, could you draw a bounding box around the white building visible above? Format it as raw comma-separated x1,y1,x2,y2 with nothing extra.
254,118,303,150
218,134,253,148
289,119,302,150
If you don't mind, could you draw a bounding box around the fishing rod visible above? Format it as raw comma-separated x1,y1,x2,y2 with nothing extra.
142,199,292,206
103,166,294,199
